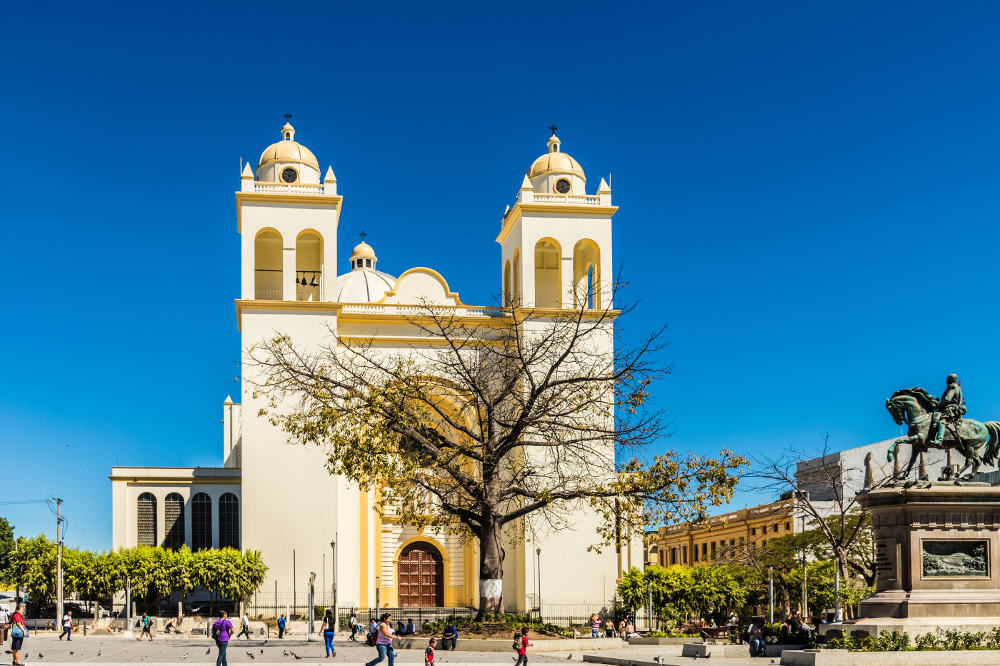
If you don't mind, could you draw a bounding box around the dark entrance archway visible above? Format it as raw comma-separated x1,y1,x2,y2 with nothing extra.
397,541,444,607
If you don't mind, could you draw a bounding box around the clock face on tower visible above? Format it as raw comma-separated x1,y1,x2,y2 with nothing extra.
281,167,298,183
554,178,571,194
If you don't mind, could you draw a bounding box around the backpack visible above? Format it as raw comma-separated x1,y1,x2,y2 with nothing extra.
278,617,286,629
211,621,221,640
512,632,521,651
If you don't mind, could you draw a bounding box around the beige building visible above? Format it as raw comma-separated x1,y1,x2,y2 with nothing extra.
654,499,797,568
110,121,641,612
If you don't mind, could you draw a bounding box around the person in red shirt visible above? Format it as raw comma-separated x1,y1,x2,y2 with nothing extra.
11,604,27,666
514,627,530,666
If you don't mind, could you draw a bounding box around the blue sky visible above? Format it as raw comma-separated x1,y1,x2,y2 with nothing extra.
3,1,1000,550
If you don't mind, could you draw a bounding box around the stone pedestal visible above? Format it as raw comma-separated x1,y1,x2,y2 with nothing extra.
859,484,1000,618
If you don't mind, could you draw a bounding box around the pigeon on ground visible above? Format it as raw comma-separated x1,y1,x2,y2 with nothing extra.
247,651,255,660
261,649,265,654
283,650,289,657
69,652,74,656
180,653,189,659
98,650,102,657
206,648,212,654
291,650,303,660
38,654,43,659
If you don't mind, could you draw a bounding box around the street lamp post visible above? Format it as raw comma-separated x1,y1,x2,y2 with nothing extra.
123,576,133,638
834,558,843,622
768,566,774,624
535,547,542,620
331,539,338,616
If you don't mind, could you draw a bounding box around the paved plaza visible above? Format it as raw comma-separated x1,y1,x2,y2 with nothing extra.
1,635,768,666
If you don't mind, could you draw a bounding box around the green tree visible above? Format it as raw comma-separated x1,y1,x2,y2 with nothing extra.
616,567,647,616
0,517,15,585
249,292,747,615
689,566,746,623
8,535,57,605
645,565,694,625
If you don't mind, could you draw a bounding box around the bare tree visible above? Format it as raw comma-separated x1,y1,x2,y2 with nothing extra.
747,436,885,586
246,287,746,615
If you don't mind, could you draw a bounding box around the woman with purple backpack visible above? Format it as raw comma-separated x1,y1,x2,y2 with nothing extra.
211,610,235,666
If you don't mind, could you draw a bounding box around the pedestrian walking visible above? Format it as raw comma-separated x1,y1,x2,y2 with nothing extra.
138,612,153,640
212,610,235,666
513,627,531,666
237,612,251,639
59,610,73,640
278,614,286,639
424,637,437,666
0,605,9,643
321,609,337,658
10,604,27,666
364,612,395,666
349,610,358,641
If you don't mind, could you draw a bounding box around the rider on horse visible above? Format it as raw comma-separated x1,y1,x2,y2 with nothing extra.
928,373,966,447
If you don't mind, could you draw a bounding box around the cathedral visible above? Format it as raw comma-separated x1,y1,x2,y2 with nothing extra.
109,122,640,612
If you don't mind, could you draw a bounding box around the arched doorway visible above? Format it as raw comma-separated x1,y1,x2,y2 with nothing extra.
397,541,444,607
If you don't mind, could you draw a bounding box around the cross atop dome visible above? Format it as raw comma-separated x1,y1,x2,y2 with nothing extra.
281,115,295,141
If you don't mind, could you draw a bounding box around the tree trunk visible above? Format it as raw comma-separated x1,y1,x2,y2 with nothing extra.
476,519,504,617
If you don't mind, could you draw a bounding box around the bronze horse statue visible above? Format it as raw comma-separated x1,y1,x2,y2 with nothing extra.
886,387,1000,480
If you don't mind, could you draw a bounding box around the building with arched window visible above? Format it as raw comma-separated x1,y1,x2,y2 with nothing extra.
110,123,636,612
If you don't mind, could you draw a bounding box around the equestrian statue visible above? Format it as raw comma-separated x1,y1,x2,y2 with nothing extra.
886,374,1000,481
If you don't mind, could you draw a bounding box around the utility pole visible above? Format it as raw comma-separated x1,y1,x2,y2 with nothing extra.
55,498,64,629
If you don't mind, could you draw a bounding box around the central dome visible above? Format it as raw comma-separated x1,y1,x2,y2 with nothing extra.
528,134,585,180
258,122,320,172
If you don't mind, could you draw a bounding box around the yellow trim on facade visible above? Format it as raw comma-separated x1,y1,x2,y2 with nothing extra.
495,203,618,244
373,500,384,607
235,192,343,232
360,490,369,607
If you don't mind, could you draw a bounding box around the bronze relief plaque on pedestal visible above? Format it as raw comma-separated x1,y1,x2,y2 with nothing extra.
922,539,989,578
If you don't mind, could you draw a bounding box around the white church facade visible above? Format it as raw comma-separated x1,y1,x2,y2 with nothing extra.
110,122,640,612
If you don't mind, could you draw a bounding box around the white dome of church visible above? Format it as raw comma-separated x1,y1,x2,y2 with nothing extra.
333,240,397,303
256,121,321,183
528,132,585,181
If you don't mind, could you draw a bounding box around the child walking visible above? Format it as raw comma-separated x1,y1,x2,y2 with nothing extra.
514,627,530,666
424,637,436,666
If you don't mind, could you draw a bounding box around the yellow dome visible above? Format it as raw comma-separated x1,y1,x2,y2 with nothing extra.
258,122,320,171
528,134,585,180
350,241,377,262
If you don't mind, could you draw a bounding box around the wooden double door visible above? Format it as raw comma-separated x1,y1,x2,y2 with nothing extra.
397,542,444,607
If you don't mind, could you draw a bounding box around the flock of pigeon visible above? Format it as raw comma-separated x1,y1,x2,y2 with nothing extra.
5,640,314,662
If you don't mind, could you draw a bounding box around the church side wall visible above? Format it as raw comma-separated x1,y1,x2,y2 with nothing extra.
241,309,346,605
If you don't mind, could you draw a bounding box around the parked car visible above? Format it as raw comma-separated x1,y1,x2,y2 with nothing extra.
36,602,90,618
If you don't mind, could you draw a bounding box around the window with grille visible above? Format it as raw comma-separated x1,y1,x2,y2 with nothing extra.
163,493,185,549
137,493,157,546
219,493,240,550
192,493,212,551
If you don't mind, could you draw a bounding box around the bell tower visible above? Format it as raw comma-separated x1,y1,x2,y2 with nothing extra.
497,129,616,310
236,120,341,302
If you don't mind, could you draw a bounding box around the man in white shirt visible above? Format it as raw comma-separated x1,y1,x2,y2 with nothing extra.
60,610,73,641
0,607,9,642
237,613,252,639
